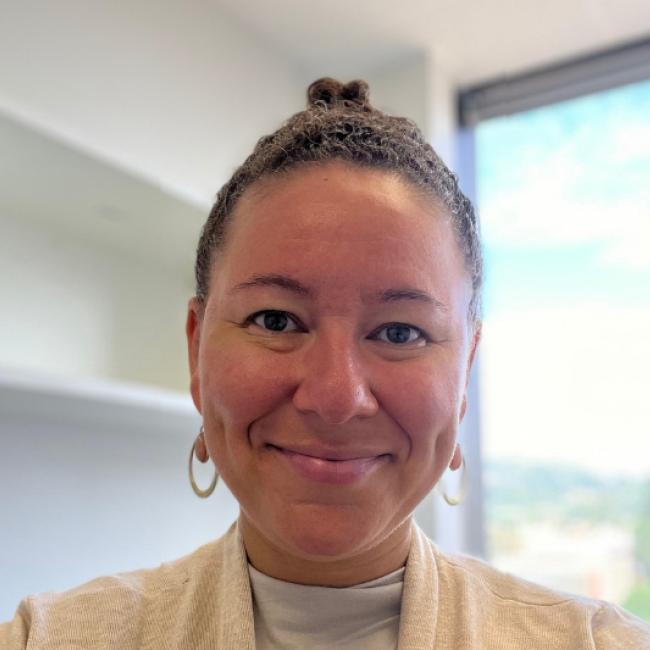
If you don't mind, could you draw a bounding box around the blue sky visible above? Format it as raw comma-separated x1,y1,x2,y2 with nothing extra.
475,79,650,476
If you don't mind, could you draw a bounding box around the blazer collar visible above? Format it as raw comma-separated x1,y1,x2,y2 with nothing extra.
397,520,439,649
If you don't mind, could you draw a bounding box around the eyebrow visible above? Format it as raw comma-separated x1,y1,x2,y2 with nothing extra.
229,274,313,297
377,288,448,310
229,274,448,310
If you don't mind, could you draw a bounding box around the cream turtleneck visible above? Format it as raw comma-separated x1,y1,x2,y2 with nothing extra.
248,564,405,649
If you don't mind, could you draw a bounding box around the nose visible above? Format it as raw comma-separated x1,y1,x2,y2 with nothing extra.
292,327,379,425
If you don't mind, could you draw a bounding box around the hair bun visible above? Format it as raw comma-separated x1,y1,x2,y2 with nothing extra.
307,77,371,111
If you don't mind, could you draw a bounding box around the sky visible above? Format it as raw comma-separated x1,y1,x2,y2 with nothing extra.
476,79,650,477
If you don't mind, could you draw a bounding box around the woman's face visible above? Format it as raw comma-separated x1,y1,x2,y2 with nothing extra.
187,162,479,564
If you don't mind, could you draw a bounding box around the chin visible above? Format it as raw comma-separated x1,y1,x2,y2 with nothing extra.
274,505,384,560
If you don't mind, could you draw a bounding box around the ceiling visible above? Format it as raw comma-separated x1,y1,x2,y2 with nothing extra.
216,0,650,87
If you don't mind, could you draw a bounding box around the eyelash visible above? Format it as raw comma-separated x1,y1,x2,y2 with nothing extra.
243,309,431,346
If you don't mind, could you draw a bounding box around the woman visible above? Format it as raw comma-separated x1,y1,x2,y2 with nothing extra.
2,78,649,649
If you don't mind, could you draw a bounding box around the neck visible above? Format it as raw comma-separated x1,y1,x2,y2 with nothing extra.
240,515,412,587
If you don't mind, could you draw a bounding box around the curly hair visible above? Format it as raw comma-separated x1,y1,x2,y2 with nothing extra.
195,77,483,323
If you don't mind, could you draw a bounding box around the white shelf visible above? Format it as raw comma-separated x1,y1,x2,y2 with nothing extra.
0,112,203,392
0,111,207,276
0,367,200,436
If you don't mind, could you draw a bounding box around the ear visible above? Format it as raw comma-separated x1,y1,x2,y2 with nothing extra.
449,444,463,471
186,296,204,414
460,322,482,421
467,322,482,378
194,429,209,462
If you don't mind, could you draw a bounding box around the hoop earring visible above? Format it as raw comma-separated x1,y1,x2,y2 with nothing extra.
188,427,219,498
439,456,469,506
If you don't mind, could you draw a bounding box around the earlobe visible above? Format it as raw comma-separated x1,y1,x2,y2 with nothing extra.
186,297,204,414
460,323,481,422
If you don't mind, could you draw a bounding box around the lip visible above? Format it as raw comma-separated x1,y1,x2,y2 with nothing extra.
268,445,389,485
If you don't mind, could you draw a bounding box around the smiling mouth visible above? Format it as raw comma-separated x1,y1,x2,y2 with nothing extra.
267,444,389,485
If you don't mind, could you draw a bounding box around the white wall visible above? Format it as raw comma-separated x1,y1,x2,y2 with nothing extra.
0,214,192,391
0,0,304,206
0,391,239,622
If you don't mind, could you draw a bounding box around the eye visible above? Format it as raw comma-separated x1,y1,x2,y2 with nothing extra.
247,310,302,333
371,323,429,346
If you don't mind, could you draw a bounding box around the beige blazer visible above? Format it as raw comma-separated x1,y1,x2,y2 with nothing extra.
2,521,649,649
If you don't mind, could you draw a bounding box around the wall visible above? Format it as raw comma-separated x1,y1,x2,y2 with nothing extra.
0,214,193,391
0,0,304,206
0,392,239,621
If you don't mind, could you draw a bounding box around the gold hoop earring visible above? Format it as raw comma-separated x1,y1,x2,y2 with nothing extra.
188,427,219,498
438,456,469,506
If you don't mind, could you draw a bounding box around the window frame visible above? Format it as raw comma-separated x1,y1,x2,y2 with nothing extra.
454,36,650,559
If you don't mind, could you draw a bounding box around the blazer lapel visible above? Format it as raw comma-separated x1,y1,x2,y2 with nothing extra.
216,521,256,649
397,521,439,649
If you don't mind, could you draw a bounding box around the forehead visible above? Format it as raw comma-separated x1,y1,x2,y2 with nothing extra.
213,163,469,301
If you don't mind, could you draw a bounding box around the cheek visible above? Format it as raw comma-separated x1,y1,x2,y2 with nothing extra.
199,341,293,434
379,358,463,457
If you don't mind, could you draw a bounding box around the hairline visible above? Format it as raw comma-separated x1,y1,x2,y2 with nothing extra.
197,160,481,329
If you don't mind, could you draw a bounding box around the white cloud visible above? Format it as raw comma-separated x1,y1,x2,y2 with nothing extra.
608,121,650,165
481,182,650,273
479,301,650,476
479,120,650,272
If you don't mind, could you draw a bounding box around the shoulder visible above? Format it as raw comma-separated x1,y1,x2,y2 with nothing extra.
589,600,650,648
435,548,581,605
433,544,650,648
0,524,238,649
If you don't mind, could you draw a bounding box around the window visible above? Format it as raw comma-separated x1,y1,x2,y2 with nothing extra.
468,59,650,621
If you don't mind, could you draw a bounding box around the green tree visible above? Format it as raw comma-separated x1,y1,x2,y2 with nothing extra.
623,583,650,622
636,480,650,574
624,479,650,622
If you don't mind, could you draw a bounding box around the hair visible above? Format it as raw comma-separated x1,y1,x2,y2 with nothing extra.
195,77,483,323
